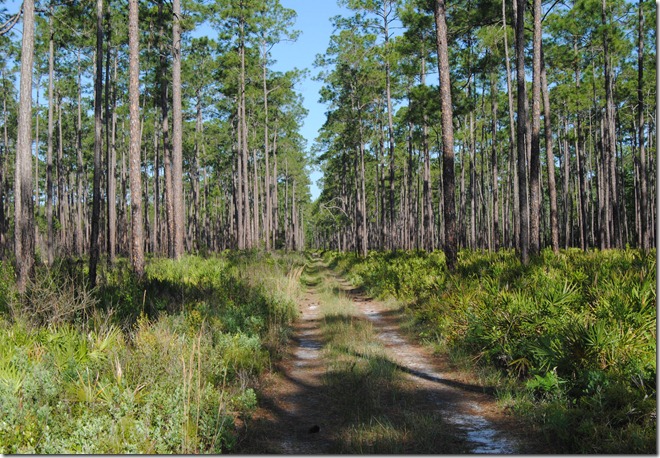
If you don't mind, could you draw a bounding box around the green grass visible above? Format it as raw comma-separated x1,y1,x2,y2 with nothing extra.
305,257,465,453
323,247,657,454
0,251,303,454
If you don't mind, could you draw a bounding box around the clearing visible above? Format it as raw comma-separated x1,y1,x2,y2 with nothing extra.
237,254,552,453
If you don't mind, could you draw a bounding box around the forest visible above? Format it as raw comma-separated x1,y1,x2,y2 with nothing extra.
0,0,656,454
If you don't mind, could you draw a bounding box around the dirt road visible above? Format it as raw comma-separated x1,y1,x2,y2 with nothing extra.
237,256,547,453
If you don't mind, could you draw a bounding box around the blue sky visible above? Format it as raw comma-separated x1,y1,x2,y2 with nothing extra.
4,0,346,200
268,1,351,200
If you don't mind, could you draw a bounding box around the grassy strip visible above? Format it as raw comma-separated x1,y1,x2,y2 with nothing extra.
0,252,303,453
307,259,465,453
322,248,656,454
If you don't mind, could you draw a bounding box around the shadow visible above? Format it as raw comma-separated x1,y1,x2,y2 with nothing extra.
236,257,552,455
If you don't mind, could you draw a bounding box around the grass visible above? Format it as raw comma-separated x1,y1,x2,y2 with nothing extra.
323,247,657,454
304,257,467,453
0,251,303,454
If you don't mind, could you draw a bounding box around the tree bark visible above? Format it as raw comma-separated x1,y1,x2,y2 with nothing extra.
541,49,559,252
15,0,35,294
46,7,55,266
515,0,529,264
89,0,104,287
75,52,84,257
637,0,648,251
601,0,617,248
172,0,184,258
434,0,457,269
529,0,542,255
128,0,144,277
490,71,499,252
503,0,519,251
106,22,117,264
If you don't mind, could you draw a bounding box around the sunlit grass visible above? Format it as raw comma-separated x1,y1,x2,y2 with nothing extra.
305,258,462,453
324,248,657,454
0,251,305,454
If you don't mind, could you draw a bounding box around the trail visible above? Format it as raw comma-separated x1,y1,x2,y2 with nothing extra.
237,255,547,454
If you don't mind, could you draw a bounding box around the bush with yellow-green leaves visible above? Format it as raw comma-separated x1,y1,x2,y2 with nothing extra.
324,248,656,454
0,252,302,454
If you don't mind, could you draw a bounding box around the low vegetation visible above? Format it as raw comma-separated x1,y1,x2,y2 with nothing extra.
0,252,303,454
303,261,463,453
323,248,656,454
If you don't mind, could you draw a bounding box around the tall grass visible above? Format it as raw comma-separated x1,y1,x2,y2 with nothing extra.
0,252,302,453
324,248,656,453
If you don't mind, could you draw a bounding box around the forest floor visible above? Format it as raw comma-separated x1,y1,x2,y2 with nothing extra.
236,254,552,454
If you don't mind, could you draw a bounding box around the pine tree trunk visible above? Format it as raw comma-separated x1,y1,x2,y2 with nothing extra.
89,0,104,287
75,52,84,257
172,0,184,258
384,12,395,251
46,8,55,266
128,0,144,277
601,0,617,248
491,71,499,252
57,94,68,254
15,0,35,294
503,0,519,251
637,0,648,251
434,0,457,269
106,26,117,263
515,0,529,264
262,51,272,251
529,0,542,255
540,49,559,252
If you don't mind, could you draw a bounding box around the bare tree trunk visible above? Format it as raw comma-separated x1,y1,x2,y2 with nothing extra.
89,0,104,287
384,9,395,250
540,50,559,252
358,122,368,257
262,50,272,251
157,1,174,258
15,0,35,294
434,0,457,269
128,0,144,277
515,0,529,264
601,0,617,248
57,93,68,254
46,7,55,266
75,52,84,257
490,71,500,252
172,0,184,258
191,91,202,251
637,0,648,251
1,79,9,256
529,0,542,255
503,0,519,251
106,28,117,263
273,129,279,248
34,76,40,247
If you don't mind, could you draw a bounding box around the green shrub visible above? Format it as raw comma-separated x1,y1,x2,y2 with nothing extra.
329,248,656,453
0,251,304,453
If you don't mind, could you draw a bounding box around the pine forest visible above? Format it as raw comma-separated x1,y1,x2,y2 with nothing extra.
0,0,656,454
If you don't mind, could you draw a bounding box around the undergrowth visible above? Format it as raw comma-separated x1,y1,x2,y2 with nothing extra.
322,248,657,454
0,251,302,454
314,263,464,453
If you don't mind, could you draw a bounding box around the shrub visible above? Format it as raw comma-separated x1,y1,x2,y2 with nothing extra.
329,248,656,453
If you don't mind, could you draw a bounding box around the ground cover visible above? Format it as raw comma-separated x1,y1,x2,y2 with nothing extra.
0,252,303,453
239,254,540,453
324,248,656,453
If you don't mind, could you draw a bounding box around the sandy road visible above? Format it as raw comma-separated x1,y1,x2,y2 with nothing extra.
237,256,546,453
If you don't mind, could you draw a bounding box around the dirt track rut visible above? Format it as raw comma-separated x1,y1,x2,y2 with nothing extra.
237,257,545,454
